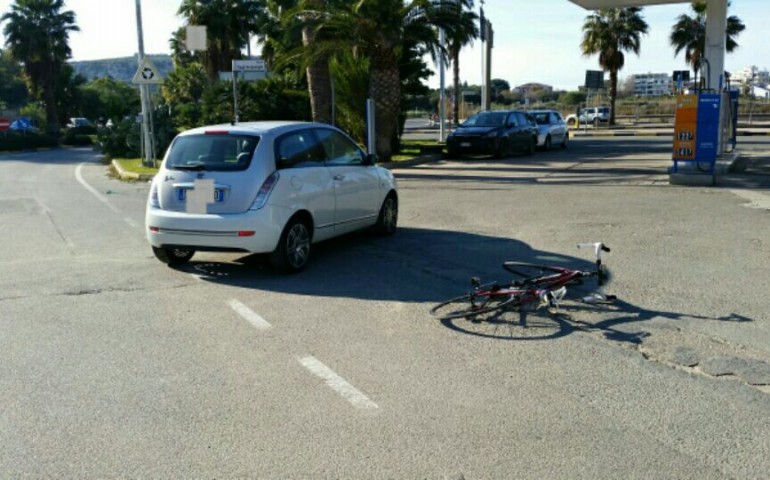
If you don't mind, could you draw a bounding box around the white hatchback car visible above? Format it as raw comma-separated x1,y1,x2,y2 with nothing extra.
146,121,398,273
529,110,569,150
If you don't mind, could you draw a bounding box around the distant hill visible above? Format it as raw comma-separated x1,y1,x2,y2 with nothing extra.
69,54,174,83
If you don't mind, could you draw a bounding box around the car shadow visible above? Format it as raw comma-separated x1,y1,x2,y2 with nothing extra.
184,226,544,303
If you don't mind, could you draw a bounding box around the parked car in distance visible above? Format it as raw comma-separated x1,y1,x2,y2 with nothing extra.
445,110,537,158
529,110,569,150
565,106,610,126
145,121,399,273
66,117,94,128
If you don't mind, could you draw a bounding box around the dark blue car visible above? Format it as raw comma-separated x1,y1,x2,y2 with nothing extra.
446,110,537,158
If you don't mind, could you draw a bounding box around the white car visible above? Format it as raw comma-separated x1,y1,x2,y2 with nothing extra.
565,106,611,126
529,110,569,150
146,121,398,273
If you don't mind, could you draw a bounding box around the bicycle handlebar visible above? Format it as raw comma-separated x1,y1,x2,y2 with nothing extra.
577,242,610,260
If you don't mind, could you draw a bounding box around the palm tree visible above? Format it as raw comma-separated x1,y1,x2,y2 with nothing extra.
1,0,79,135
444,0,478,125
580,7,648,126
670,1,745,86
177,0,265,80
300,0,333,124
294,0,462,162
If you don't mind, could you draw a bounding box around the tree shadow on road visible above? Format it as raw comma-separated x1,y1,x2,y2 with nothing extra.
0,146,104,165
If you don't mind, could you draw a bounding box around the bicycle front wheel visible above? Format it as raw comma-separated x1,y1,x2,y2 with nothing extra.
430,291,518,320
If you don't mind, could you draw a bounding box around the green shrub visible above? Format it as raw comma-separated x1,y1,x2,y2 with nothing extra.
0,131,57,151
61,128,94,146
95,118,141,159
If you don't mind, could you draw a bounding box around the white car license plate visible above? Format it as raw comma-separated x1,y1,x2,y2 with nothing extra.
460,142,471,147
178,188,225,202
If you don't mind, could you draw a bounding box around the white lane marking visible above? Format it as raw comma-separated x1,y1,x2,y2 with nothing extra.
298,356,379,410
730,189,770,210
124,217,140,229
76,163,119,212
76,163,141,229
228,299,272,330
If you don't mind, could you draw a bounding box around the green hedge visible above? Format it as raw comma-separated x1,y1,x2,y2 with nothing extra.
0,131,58,151
61,128,94,146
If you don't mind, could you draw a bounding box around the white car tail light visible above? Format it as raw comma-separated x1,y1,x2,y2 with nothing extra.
149,182,160,208
249,172,280,211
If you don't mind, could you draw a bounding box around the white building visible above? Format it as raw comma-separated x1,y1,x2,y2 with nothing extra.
749,85,770,100
631,73,672,97
731,66,770,86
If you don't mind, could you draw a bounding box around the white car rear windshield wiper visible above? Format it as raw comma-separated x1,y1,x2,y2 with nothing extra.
172,163,208,171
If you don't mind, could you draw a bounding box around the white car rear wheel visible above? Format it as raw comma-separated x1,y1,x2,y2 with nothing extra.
270,218,312,273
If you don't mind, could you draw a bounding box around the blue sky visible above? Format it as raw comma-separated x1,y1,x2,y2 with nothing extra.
0,0,766,91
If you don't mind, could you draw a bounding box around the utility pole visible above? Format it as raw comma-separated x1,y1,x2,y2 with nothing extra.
479,1,493,111
439,26,446,142
480,2,487,110
134,0,154,166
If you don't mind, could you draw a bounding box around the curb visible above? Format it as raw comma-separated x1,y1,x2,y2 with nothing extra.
111,159,155,182
570,130,770,138
571,130,672,137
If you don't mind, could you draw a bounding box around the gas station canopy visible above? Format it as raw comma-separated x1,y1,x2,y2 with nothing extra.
568,0,736,182
568,0,688,8
568,0,729,96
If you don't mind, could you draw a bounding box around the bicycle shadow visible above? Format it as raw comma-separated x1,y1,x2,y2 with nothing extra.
441,294,753,343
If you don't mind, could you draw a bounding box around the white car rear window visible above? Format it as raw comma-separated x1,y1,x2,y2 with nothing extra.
166,134,259,172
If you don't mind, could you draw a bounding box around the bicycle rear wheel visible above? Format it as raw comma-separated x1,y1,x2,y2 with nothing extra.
430,290,518,320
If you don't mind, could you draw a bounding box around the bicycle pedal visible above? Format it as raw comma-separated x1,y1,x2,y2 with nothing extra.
551,286,567,302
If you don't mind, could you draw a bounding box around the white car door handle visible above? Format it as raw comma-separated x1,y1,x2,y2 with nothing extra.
333,174,345,181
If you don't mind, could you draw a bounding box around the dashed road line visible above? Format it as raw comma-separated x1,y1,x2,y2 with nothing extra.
298,355,378,410
124,216,141,229
228,299,272,330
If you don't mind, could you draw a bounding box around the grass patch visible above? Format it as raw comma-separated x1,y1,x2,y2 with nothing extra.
113,157,160,175
392,139,444,162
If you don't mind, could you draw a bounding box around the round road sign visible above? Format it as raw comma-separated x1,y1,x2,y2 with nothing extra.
0,118,10,131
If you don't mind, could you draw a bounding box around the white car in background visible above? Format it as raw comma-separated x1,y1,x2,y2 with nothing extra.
528,110,569,150
145,121,398,273
565,106,611,126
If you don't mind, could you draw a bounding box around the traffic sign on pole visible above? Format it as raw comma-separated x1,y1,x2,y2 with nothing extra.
232,59,266,72
0,118,10,131
132,56,163,85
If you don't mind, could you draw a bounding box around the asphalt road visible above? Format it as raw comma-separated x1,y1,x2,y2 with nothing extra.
2,138,770,478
